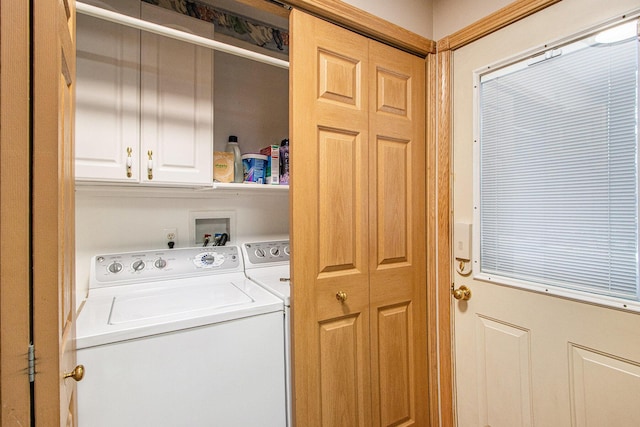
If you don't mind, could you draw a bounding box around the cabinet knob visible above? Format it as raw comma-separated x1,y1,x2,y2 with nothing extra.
336,291,348,303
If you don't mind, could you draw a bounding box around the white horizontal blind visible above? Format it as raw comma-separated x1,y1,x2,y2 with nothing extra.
479,27,639,301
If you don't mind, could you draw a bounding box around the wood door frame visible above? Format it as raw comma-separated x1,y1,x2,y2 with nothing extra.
0,0,32,424
435,0,562,425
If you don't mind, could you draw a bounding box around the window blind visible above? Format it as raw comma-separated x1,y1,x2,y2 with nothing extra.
478,25,639,301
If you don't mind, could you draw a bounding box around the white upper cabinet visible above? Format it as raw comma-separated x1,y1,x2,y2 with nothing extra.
75,0,214,185
140,3,214,185
75,0,140,182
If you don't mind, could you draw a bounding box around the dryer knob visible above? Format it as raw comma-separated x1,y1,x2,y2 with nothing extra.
270,247,280,257
255,248,266,258
154,258,167,269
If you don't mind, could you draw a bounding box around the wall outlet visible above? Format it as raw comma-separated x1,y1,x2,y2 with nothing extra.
163,228,177,245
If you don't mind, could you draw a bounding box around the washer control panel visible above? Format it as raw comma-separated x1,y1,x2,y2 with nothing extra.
243,240,290,267
91,246,241,287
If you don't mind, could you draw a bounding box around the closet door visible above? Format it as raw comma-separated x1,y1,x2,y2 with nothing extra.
291,9,372,427
140,2,213,185
291,9,428,427
368,41,427,426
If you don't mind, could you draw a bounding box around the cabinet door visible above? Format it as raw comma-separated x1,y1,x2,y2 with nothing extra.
75,0,140,182
367,41,428,426
291,10,372,427
140,3,214,185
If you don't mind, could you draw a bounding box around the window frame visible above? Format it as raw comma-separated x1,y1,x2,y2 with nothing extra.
471,15,640,313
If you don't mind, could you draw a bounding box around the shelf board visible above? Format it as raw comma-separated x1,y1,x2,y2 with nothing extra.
211,182,289,192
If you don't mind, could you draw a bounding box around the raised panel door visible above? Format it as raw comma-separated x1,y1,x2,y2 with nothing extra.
291,9,371,427
140,2,213,185
368,41,428,427
32,0,79,424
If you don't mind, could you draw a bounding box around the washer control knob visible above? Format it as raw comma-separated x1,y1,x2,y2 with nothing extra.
193,252,225,268
270,247,280,257
132,260,145,272
255,248,266,258
107,262,123,274
154,258,167,269
283,245,290,256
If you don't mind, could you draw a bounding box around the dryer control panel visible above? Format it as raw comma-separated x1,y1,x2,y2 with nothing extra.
242,240,290,268
91,246,242,287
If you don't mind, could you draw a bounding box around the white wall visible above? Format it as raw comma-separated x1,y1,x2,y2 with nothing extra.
76,189,289,302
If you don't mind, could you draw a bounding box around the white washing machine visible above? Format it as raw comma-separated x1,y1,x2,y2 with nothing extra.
76,245,286,427
241,240,291,427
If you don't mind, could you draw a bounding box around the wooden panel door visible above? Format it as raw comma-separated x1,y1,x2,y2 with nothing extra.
32,0,79,425
291,9,372,427
75,0,140,182
291,9,428,427
140,2,213,185
368,41,428,427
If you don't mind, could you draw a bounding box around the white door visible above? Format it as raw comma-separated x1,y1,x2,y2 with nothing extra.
451,1,640,426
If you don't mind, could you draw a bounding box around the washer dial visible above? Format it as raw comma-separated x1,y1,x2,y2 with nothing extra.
193,252,225,268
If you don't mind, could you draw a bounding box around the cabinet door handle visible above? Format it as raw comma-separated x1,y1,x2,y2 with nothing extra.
126,147,133,178
147,150,153,180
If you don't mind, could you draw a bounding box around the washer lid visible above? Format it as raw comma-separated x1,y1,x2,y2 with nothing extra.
76,274,283,349
109,281,252,324
245,265,290,305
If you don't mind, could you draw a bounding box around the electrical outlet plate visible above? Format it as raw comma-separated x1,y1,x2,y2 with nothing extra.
163,228,177,245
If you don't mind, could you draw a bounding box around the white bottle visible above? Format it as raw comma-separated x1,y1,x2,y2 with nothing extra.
225,135,243,183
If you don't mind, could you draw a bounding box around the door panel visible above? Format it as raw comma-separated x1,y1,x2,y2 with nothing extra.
291,10,427,427
368,41,427,427
32,0,78,425
451,2,640,426
291,9,371,427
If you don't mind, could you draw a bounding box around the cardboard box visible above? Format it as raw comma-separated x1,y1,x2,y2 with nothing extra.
213,151,234,183
259,145,280,185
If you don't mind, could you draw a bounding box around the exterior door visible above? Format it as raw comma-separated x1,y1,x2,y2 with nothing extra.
32,0,80,425
451,1,640,426
290,9,428,427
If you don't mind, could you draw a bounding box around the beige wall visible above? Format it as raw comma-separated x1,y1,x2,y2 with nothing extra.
342,0,517,41
343,0,434,38
433,0,512,40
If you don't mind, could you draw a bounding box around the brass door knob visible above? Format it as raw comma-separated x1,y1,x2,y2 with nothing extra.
452,285,471,301
63,365,85,382
336,291,348,303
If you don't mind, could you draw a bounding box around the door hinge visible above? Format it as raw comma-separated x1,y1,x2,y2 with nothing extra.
28,344,35,383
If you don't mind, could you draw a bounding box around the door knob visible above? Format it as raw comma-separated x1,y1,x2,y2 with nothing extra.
63,365,85,382
452,285,471,301
336,291,348,303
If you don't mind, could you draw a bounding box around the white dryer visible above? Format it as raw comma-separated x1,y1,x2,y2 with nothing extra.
242,240,291,426
76,245,286,427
